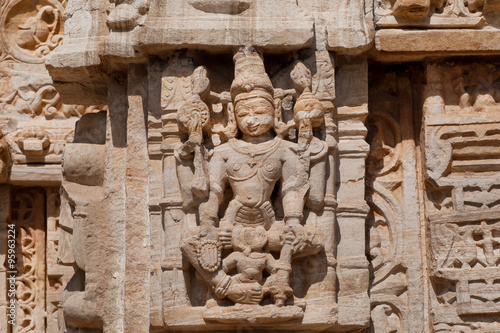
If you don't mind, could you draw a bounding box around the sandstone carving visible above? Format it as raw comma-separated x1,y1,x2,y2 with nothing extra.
155,46,340,330
422,61,500,332
0,0,64,63
0,0,499,331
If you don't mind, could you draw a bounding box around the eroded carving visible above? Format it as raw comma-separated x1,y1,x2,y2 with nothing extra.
106,0,149,30
58,112,107,330
6,122,75,165
423,61,500,331
376,0,493,27
189,0,252,14
0,77,104,119
0,0,64,63
157,47,338,329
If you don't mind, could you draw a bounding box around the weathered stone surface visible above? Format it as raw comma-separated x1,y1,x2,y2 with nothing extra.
1,0,500,331
375,30,500,53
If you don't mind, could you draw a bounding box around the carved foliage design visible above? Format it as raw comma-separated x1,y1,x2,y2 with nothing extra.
366,71,414,332
4,187,70,333
0,71,105,119
11,188,45,333
0,0,105,120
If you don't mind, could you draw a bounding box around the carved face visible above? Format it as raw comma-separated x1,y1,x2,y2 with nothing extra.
234,97,274,137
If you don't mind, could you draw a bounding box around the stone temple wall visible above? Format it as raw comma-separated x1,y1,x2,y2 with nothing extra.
0,0,499,332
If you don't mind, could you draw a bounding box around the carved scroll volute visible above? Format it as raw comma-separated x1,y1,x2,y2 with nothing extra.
0,129,10,182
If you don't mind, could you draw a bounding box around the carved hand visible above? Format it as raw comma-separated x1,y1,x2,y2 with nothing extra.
200,223,218,241
282,223,310,254
225,281,263,304
218,228,232,249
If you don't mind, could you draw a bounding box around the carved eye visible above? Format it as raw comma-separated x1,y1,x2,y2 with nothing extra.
264,163,274,172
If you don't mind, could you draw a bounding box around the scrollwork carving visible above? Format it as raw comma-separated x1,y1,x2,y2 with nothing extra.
0,79,105,119
0,0,64,63
10,189,45,333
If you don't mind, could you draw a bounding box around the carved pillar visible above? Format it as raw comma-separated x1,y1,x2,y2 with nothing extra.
335,55,371,327
99,76,128,332
306,50,339,318
124,64,151,332
46,187,74,333
397,74,426,332
147,60,165,327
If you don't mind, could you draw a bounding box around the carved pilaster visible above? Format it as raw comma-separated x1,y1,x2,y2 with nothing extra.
60,111,107,331
367,65,429,333
124,64,151,333
335,55,371,327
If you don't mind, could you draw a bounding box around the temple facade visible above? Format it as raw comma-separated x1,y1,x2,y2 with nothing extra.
1,0,500,332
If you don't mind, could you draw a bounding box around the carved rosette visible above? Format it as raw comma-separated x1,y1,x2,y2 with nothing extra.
0,0,106,123
0,0,64,63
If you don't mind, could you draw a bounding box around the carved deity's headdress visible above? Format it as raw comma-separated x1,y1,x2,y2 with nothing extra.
230,46,274,105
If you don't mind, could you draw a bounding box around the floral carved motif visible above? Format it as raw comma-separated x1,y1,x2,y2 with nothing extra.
0,0,64,63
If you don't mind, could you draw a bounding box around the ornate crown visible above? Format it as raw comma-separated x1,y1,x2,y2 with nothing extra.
230,46,274,105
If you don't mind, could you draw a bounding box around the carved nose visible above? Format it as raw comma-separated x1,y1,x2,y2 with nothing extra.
247,117,258,126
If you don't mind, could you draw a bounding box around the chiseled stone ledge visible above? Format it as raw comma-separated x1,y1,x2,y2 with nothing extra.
375,29,500,53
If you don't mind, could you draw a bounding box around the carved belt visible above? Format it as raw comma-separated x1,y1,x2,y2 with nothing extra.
225,200,275,229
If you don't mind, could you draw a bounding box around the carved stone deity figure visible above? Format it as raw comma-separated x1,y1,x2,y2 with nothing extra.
178,47,333,322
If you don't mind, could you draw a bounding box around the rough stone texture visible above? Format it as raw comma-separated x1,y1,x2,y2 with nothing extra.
0,0,500,332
